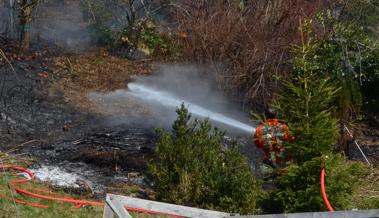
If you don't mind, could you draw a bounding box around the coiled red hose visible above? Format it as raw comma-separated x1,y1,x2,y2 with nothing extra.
0,164,188,217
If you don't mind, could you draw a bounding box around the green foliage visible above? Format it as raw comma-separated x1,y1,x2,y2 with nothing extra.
354,189,379,210
140,23,164,50
361,75,379,123
354,192,379,210
296,15,379,122
266,154,369,213
148,104,261,214
134,20,178,59
274,29,340,162
334,0,379,35
275,76,339,163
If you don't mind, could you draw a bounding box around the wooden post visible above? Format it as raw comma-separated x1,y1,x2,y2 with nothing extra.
104,194,230,218
104,194,132,218
103,203,116,218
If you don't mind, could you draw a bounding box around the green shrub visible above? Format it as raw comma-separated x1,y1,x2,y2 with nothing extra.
148,104,262,214
135,19,178,59
334,0,379,35
266,154,368,213
293,15,379,123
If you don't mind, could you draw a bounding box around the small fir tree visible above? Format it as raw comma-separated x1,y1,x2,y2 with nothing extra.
265,20,370,213
274,21,340,163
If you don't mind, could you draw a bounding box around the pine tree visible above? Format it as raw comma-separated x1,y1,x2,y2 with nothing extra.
265,20,371,213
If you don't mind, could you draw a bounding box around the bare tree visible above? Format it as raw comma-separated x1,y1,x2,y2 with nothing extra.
16,0,38,52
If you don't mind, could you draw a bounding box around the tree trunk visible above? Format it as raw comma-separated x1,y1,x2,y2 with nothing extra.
19,0,33,53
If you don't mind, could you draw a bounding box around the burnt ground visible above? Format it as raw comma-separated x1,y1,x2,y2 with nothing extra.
0,38,157,197
23,126,157,196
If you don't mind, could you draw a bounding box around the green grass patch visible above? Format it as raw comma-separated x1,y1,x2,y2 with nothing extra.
0,152,169,218
0,173,104,218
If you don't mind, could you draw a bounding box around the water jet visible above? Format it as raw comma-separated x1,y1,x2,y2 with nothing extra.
128,83,255,133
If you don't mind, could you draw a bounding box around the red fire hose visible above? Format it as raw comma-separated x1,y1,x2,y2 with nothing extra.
320,163,334,212
1,163,337,215
0,192,48,208
0,164,188,217
0,165,104,208
125,207,186,218
14,187,104,206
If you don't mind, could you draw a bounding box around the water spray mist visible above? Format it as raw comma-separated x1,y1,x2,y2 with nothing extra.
128,83,255,133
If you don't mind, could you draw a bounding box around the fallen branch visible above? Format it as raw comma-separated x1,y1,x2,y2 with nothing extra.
5,139,42,154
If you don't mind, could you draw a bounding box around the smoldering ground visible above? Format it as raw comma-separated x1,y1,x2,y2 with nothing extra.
88,64,256,136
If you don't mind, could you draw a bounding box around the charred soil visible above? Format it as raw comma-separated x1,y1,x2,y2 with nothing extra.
0,39,155,197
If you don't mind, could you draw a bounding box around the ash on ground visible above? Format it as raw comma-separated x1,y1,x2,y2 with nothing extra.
21,126,156,195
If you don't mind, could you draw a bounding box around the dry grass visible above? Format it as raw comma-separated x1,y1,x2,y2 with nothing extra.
352,166,379,209
50,51,152,113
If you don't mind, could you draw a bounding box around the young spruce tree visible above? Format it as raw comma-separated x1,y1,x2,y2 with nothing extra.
264,20,369,213
274,20,340,164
